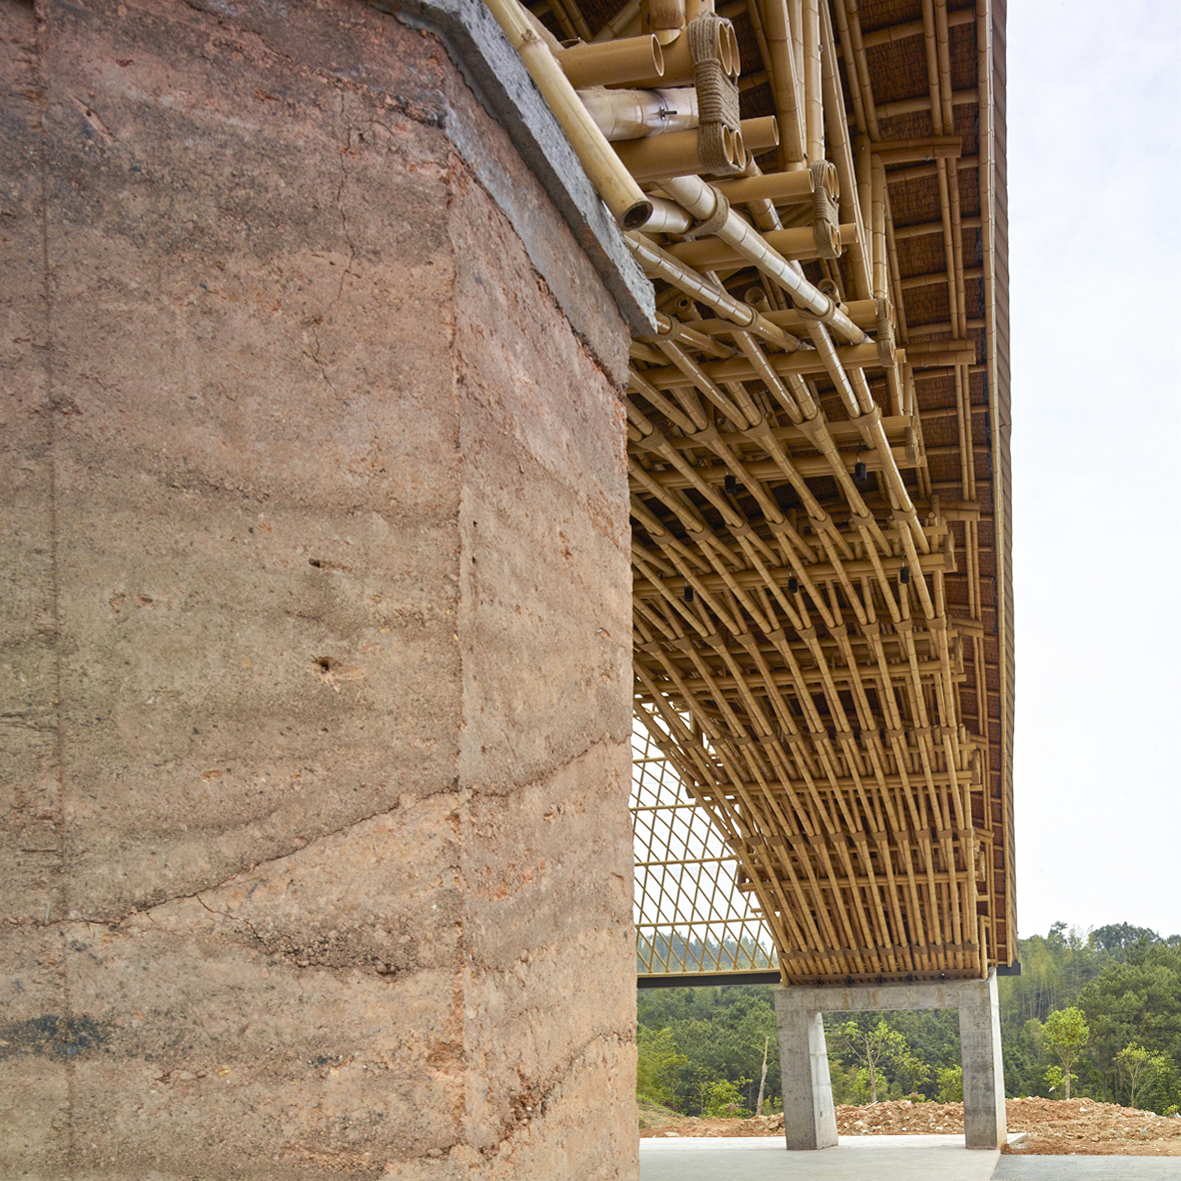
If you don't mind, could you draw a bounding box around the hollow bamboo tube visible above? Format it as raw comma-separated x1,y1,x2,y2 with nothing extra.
802,0,823,161
662,175,868,341
629,22,739,87
642,196,695,234
483,0,653,228
871,154,888,299
664,220,856,267
712,160,833,204
625,232,800,350
820,0,871,297
591,0,642,40
578,86,697,141
741,115,780,152
729,158,786,233
836,0,880,139
614,125,737,179
753,0,805,166
613,116,776,180
554,34,665,88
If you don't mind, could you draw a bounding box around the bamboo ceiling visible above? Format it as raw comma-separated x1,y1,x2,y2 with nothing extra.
495,0,1013,983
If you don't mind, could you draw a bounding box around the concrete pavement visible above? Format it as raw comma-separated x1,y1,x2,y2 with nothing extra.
993,1159,1181,1178
640,1135,1181,1179
640,1134,1001,1180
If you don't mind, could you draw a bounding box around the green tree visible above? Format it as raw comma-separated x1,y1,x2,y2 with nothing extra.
937,1064,963,1103
636,986,781,1115
1076,941,1181,1108
636,1026,687,1108
838,1018,918,1104
699,1077,751,1118
1116,1043,1169,1111
1092,925,1162,960
1039,1007,1090,1100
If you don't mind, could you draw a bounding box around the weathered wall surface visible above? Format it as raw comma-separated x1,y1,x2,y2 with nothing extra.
0,0,637,1176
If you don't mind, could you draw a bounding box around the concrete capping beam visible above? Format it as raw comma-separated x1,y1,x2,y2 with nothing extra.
376,0,657,340
775,971,1007,1151
777,971,997,1014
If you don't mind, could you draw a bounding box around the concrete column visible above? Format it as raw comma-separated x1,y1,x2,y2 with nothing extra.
775,974,1007,1151
0,1,649,1178
960,973,1007,1149
774,995,839,1149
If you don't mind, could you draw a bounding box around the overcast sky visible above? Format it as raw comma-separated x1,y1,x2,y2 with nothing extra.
1007,0,1181,941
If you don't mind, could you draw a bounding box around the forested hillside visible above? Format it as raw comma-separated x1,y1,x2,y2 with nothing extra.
637,922,1181,1117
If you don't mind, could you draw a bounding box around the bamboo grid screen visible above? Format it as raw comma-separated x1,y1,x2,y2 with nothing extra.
632,721,777,976
500,0,1014,984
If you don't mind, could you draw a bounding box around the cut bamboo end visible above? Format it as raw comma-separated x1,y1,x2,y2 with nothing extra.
614,120,763,181
555,34,665,88
714,168,815,205
742,115,780,152
482,0,653,229
614,123,751,183
621,199,657,229
631,23,740,88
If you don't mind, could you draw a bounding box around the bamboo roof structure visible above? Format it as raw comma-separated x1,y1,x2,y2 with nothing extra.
488,0,1013,984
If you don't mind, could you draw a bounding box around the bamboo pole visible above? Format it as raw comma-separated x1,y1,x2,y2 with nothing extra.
578,85,697,140
554,34,665,87
641,196,696,234
659,175,868,341
856,6,974,49
592,0,642,41
664,220,856,267
625,233,801,350
712,162,833,205
614,123,744,180
753,0,805,167
802,0,823,161
871,135,962,164
836,0,879,138
820,0,872,298
483,0,653,228
629,21,741,88
871,154,888,300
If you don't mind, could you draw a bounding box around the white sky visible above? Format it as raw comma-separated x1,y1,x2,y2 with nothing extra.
1008,0,1181,941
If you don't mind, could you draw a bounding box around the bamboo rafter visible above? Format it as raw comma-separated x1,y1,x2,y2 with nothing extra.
494,0,1012,985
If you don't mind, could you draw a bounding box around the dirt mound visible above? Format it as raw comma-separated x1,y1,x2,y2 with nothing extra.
1003,1096,1181,1156
639,1097,1181,1155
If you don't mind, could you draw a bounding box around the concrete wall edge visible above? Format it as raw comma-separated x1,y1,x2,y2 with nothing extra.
376,0,657,342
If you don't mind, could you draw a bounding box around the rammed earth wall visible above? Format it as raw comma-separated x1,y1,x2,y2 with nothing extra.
0,0,639,1176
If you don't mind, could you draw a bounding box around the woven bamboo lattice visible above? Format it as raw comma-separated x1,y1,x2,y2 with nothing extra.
494,0,1014,983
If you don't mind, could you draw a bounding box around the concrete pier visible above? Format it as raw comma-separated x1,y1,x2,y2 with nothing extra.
775,973,1007,1151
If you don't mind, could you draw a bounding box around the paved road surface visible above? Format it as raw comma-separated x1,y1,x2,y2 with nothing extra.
994,1158,1181,1179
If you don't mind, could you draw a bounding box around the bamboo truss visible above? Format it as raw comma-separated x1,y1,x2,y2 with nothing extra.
505,0,1013,985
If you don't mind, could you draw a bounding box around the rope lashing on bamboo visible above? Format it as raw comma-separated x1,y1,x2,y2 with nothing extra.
810,159,842,258
875,296,896,368
681,188,731,241
645,0,685,37
688,13,744,176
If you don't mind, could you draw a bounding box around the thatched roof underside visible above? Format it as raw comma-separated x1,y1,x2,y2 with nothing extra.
521,0,1013,983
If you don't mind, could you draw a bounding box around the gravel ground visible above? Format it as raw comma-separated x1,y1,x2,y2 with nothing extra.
639,1098,1181,1156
